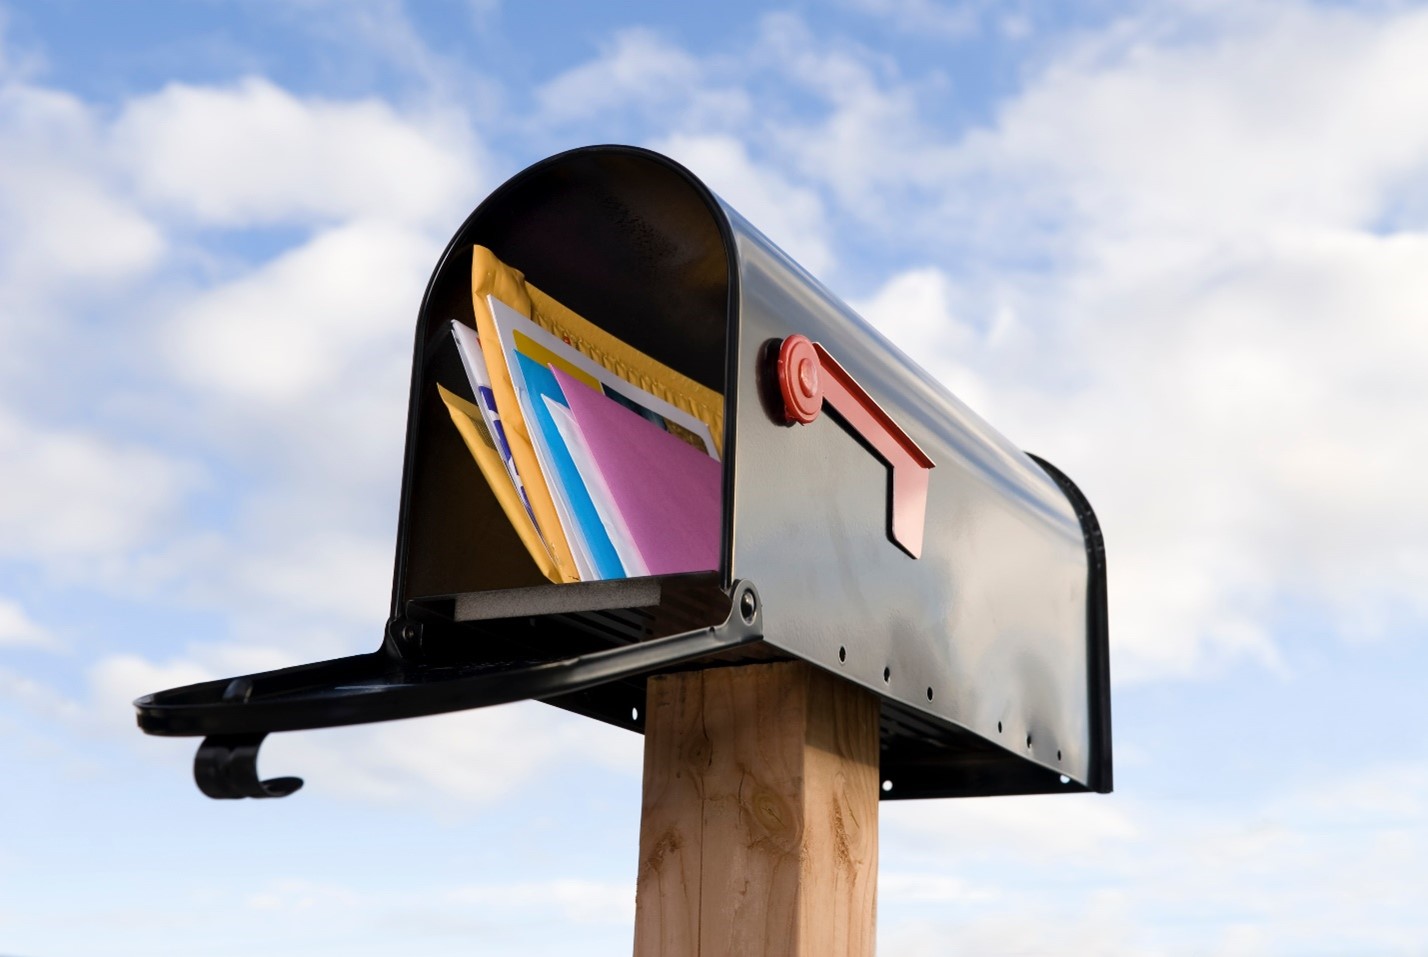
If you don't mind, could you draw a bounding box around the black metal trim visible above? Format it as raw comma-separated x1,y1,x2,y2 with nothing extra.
1026,453,1112,793
136,583,764,797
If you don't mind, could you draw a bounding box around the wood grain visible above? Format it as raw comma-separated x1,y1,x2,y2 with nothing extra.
634,670,707,957
633,662,879,957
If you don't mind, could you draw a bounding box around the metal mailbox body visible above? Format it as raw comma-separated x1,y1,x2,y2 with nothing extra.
135,145,1110,800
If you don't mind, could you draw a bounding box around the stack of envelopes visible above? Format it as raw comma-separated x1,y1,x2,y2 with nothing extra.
438,246,724,584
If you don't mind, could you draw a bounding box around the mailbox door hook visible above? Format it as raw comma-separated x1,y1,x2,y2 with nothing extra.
194,733,303,799
775,335,935,558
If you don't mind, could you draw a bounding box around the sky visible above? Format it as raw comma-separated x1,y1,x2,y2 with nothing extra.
0,0,1425,953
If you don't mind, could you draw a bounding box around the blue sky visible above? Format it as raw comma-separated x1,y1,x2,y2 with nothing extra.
1,0,1426,953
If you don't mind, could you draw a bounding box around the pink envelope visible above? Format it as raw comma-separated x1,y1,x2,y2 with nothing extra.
551,367,721,576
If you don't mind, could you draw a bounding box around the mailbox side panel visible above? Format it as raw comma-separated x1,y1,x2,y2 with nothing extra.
723,208,1098,792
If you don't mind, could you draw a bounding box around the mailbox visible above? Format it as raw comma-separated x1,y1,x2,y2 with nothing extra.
135,145,1110,801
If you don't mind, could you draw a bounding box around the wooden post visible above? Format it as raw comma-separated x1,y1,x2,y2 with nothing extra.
634,661,880,957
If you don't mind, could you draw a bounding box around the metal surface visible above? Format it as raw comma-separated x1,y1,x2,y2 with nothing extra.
724,202,1100,794
133,144,1110,801
136,581,762,738
775,334,936,558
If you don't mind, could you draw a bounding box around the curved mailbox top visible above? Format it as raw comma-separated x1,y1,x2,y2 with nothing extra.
135,145,1110,802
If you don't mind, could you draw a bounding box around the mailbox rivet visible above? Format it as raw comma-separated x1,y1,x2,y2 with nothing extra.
397,621,423,657
740,590,757,624
797,356,818,397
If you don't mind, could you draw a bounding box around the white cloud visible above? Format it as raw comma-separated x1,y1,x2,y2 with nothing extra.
242,874,634,928
261,700,641,809
232,530,394,627
747,15,938,229
447,878,635,925
535,29,703,125
0,407,202,562
0,665,84,724
879,762,1428,955
0,66,471,635
89,653,218,725
882,905,1149,957
163,218,434,404
852,267,993,408
879,871,995,904
0,83,163,298
0,597,55,648
755,3,1428,253
112,76,481,228
883,791,1140,859
909,8,1428,268
139,215,434,651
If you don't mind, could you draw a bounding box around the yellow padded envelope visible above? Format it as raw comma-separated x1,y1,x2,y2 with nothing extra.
437,384,560,584
467,245,725,584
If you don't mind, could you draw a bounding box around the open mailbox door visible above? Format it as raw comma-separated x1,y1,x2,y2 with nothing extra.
135,145,1111,801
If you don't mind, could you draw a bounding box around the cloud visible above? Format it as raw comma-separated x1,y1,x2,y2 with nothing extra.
89,653,217,726
933,4,1428,249
258,700,641,809
241,874,634,930
883,791,1139,860
879,871,995,904
0,62,479,631
0,664,84,724
0,596,55,648
0,407,202,563
112,76,482,228
0,83,163,300
534,28,703,125
881,906,1148,957
163,218,434,404
231,530,394,627
740,15,939,232
141,216,437,655
878,762,1428,955
851,267,992,407
446,878,635,925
